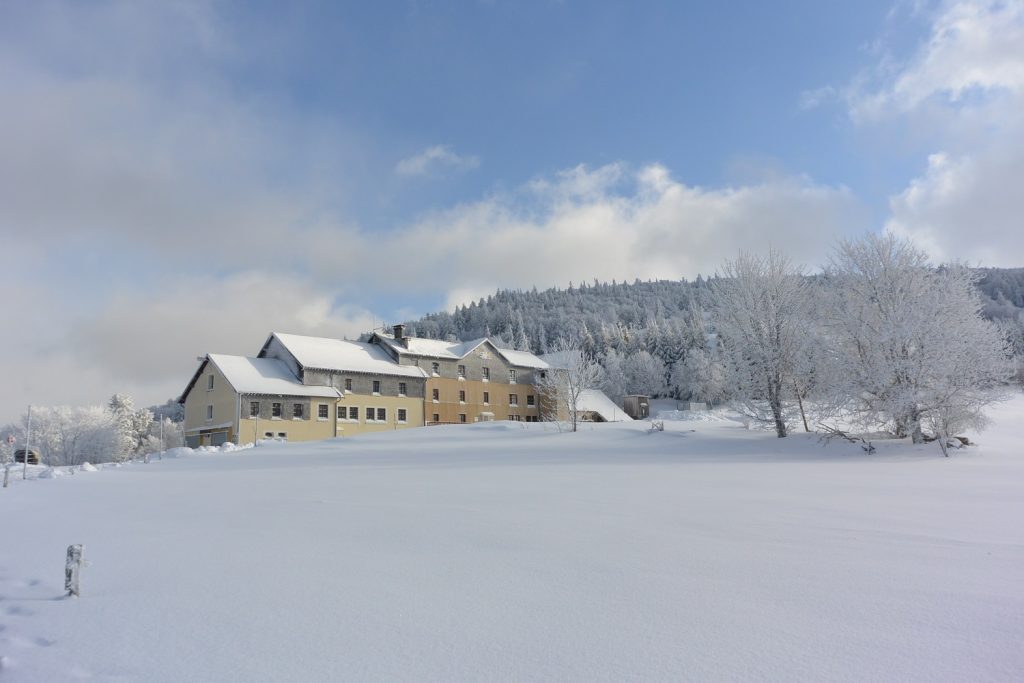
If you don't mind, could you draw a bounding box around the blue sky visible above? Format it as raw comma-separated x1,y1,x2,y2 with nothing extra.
1,0,1022,420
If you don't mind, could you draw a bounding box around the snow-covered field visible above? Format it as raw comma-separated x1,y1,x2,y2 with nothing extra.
2,399,1023,682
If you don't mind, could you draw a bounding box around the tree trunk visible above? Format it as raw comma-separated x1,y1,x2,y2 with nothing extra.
769,387,787,438
794,383,809,433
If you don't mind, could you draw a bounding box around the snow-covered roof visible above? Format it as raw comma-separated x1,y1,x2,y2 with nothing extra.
538,350,580,369
376,333,548,368
496,348,550,369
375,334,488,359
271,333,428,378
577,390,632,422
208,355,341,398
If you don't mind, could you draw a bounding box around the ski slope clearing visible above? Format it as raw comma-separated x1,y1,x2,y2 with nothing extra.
2,399,1023,682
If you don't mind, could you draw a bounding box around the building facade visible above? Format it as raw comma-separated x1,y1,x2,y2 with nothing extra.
179,326,555,446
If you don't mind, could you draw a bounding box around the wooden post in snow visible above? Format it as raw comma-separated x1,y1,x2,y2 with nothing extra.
65,544,84,597
3,463,9,488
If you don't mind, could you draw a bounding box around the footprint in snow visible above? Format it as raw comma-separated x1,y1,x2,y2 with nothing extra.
5,606,32,617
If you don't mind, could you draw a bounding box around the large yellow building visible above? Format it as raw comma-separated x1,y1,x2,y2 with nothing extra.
179,326,560,446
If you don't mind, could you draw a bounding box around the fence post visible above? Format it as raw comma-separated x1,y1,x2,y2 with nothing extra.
65,544,84,597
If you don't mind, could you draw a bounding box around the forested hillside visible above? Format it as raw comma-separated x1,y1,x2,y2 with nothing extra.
392,268,1024,402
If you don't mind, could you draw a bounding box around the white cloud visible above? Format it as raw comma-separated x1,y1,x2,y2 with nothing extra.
395,145,480,176
312,162,865,300
844,1,1024,264
847,0,1024,122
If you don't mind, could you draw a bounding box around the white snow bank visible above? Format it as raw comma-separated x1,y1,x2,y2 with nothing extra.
78,462,98,472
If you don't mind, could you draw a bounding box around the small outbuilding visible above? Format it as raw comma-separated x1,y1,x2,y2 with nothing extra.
623,395,650,420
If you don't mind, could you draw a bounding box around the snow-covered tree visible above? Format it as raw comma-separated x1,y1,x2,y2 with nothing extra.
671,346,727,405
623,350,666,396
822,234,1012,444
600,348,628,404
12,406,120,466
108,394,155,459
538,337,603,432
711,250,808,437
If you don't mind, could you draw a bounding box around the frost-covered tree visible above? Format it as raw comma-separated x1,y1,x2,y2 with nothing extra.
623,350,666,396
711,250,808,437
822,234,1012,444
672,346,727,405
538,337,603,432
108,394,154,459
600,348,628,404
13,406,120,466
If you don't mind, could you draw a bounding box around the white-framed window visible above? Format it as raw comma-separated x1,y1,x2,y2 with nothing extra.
482,367,490,381
344,378,353,392
457,365,466,379
272,402,282,418
264,431,274,438
250,401,260,417
397,408,407,423
509,393,518,407
277,432,287,439
508,369,517,383
398,382,407,396
372,380,381,394
459,390,466,403
431,362,440,375
432,413,439,423
293,403,304,419
349,406,359,420
459,413,466,423
432,388,439,402
318,404,329,419
483,391,490,404
206,404,213,420
376,407,386,422
207,375,215,391
527,395,535,407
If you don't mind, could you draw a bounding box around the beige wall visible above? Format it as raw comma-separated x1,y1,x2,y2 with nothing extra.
425,378,541,423
183,360,241,444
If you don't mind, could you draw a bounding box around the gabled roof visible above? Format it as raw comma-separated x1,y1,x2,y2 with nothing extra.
577,389,632,422
374,333,549,368
179,354,340,403
266,333,428,378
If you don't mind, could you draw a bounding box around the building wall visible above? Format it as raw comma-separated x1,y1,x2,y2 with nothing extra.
424,378,541,423
304,368,426,399
183,360,240,445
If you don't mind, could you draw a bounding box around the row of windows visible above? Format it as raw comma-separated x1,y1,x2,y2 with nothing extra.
245,402,406,423
428,412,539,424
432,363,518,383
342,378,408,396
429,389,535,407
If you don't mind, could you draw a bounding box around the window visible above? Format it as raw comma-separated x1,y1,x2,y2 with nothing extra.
207,374,214,391
431,361,440,375
206,404,213,420
277,432,287,439
397,408,407,423
459,390,466,403
272,402,282,418
318,404,329,419
398,382,407,396
459,413,466,423
376,408,386,421
509,394,518,407
344,378,353,392
432,388,439,402
527,395,535,407
433,413,440,423
293,403,304,419
348,406,359,420
508,369,517,383
457,365,466,378
372,380,381,394
483,391,490,404
250,401,260,417
264,431,274,438
482,367,490,381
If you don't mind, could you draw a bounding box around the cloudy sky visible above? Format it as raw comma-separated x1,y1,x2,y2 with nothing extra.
1,0,1022,422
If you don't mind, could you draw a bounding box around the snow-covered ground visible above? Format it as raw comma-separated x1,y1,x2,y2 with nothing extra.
2,399,1023,682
